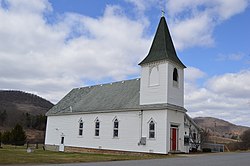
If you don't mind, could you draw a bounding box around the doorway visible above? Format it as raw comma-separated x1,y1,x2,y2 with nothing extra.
59,136,65,152
170,126,179,151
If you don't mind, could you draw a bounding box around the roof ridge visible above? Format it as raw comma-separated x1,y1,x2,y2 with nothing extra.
76,78,140,89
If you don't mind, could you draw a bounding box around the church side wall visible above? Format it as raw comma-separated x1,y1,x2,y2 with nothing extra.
45,110,168,154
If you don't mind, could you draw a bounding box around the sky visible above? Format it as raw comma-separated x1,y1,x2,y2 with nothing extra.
0,0,250,126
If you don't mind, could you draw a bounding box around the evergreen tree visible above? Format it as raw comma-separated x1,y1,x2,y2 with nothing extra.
1,131,12,144
25,113,32,128
0,110,7,126
32,114,47,130
11,124,26,146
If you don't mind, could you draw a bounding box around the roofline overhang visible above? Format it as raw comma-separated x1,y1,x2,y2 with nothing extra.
46,103,187,116
139,59,186,69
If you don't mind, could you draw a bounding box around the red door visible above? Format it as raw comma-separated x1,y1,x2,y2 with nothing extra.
171,128,178,151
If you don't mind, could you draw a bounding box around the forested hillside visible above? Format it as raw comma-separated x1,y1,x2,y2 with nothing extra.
194,117,249,143
0,90,54,142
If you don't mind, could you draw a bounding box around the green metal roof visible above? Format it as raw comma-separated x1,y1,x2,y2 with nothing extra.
139,16,186,68
46,79,187,116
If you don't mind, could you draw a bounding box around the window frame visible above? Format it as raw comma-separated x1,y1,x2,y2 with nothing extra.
173,68,179,87
149,65,160,87
95,118,100,137
193,132,197,141
148,118,156,139
149,121,155,139
78,119,83,136
113,118,119,138
184,135,190,146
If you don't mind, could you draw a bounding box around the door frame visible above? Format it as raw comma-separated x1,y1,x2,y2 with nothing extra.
170,125,179,151
59,135,65,152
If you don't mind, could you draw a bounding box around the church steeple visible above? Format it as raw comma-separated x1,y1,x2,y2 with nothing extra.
139,16,185,106
139,16,186,68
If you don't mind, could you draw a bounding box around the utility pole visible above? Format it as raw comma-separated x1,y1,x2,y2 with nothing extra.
214,121,217,144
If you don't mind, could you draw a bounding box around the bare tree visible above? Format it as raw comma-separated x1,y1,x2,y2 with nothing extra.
200,128,210,148
241,129,250,149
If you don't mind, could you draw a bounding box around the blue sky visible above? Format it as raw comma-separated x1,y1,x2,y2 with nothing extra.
0,0,250,126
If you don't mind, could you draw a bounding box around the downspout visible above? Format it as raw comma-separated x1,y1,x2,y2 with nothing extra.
138,110,143,145
140,110,143,139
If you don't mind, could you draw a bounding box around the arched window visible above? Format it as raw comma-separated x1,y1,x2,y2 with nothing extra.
193,133,197,141
79,119,83,136
149,120,155,139
173,68,178,81
173,68,178,87
149,66,159,86
113,118,119,138
95,118,100,137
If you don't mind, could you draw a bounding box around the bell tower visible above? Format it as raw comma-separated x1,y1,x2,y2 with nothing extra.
139,16,186,107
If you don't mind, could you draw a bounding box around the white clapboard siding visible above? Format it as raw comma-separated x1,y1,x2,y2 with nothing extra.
45,109,180,154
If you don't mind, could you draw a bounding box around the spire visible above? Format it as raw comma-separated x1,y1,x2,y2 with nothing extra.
139,16,186,68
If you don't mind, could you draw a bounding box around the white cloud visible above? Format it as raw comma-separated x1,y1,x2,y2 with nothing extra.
185,68,250,126
125,0,160,13
124,0,250,49
166,0,249,20
0,0,151,103
207,70,250,98
216,53,245,61
170,13,214,49
57,5,150,80
167,0,250,49
185,66,206,82
214,0,249,20
2,0,52,14
125,0,148,12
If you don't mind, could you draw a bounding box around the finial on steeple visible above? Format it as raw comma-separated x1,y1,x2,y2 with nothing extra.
161,8,165,17
160,0,165,17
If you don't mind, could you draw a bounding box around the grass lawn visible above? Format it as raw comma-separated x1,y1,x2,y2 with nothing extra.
0,145,168,164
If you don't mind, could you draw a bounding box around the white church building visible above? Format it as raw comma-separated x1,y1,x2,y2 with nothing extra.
45,16,200,154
